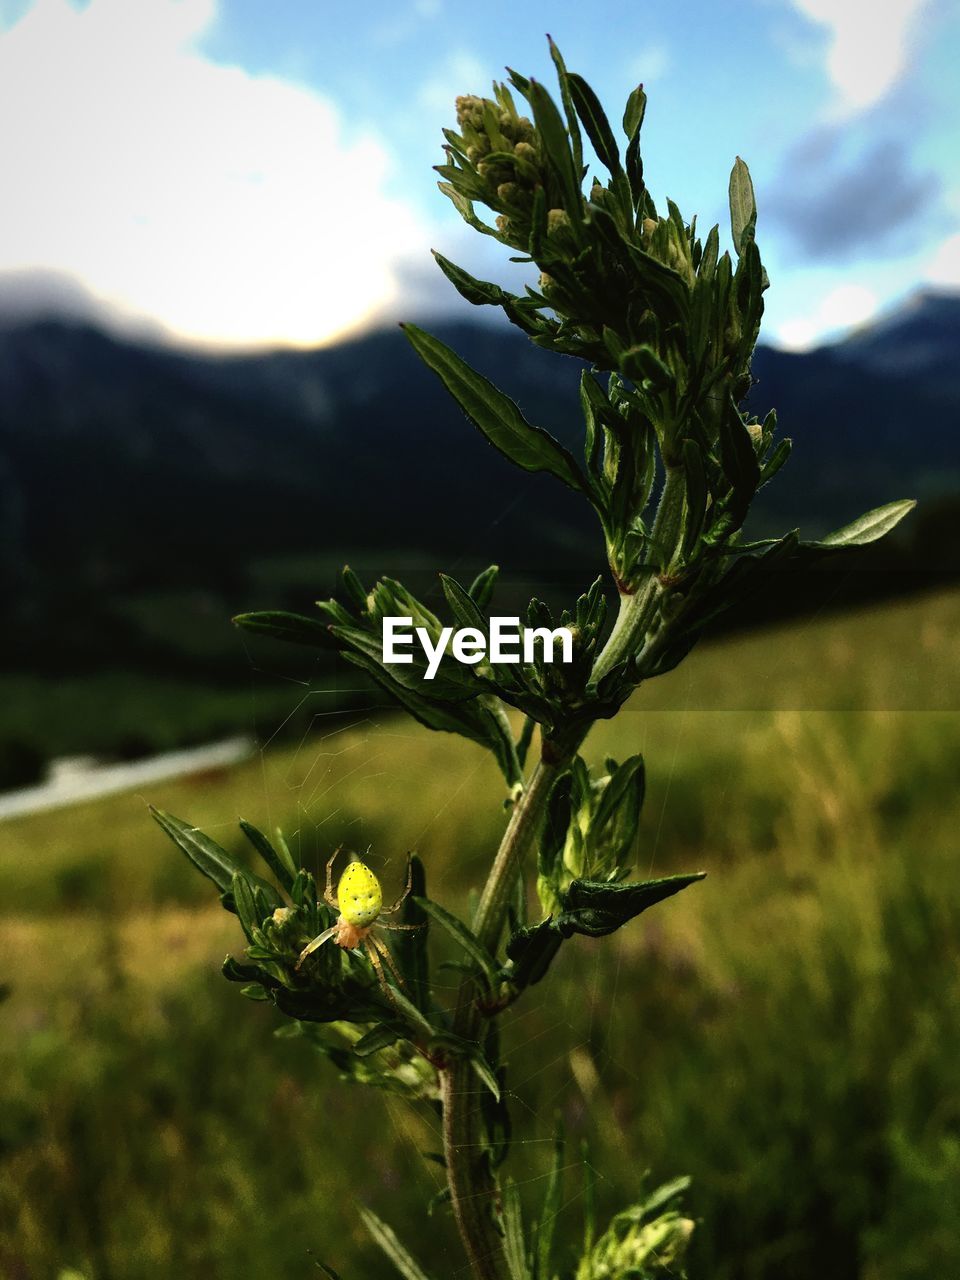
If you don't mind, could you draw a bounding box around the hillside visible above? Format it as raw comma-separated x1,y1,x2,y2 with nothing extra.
0,289,957,778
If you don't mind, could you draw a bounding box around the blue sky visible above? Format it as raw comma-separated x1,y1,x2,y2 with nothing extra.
0,0,957,349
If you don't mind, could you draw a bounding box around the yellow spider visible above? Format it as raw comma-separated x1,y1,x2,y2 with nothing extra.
296,850,420,995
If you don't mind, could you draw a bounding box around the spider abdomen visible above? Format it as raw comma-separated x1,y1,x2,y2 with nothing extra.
337,861,383,927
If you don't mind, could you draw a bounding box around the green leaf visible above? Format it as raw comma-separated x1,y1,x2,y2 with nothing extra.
341,565,368,611
505,917,565,991
547,37,583,177
621,344,673,389
623,83,647,205
239,983,270,1001
638,1174,691,1219
432,251,511,308
379,979,437,1040
414,897,499,992
338,647,520,787
469,1050,502,1104
535,1119,565,1280
232,610,333,649
402,325,585,492
231,872,259,941
812,498,916,548
718,407,761,516
592,754,646,860
568,72,622,176
439,573,488,633
623,83,647,142
502,1180,531,1280
151,807,247,897
239,819,296,890
353,1024,401,1057
759,437,792,487
528,77,582,217
728,156,756,254
393,854,430,1014
359,1207,435,1280
468,564,499,611
558,872,706,938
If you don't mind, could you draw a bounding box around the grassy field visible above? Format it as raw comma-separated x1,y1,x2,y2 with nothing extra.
2,586,959,1279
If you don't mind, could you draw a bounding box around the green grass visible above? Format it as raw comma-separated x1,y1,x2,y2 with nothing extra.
2,587,959,1279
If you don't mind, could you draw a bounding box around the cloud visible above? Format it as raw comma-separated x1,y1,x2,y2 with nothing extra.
622,43,672,86
766,132,939,261
789,0,930,113
775,282,879,350
0,0,429,347
416,51,488,114
924,231,960,287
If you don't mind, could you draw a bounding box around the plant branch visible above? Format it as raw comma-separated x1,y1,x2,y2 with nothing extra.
592,463,686,685
441,740,579,1280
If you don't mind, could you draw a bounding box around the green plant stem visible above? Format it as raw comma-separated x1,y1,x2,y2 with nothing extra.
441,748,577,1280
593,463,686,684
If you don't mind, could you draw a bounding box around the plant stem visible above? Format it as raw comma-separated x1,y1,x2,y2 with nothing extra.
441,748,575,1280
592,463,686,684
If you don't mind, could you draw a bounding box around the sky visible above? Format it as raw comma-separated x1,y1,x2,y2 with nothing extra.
0,0,957,351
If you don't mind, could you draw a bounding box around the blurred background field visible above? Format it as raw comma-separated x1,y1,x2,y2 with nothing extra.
2,585,959,1280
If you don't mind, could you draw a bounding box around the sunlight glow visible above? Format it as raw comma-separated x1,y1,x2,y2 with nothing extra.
0,0,428,347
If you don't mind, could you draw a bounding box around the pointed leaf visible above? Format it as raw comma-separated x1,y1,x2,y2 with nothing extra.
557,872,706,938
547,37,583,176
151,807,248,897
359,1208,435,1280
468,564,499,611
502,1180,531,1280
239,819,296,890
432,251,511,308
353,1024,402,1057
402,325,585,492
568,72,621,176
439,573,488,632
812,498,916,548
536,1120,565,1280
414,897,498,991
528,77,582,217
393,854,430,1013
232,610,333,649
469,1050,502,1104
728,156,756,254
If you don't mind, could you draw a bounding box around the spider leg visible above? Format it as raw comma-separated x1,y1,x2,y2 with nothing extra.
296,924,338,970
367,933,406,990
380,854,414,916
376,920,424,932
323,846,342,909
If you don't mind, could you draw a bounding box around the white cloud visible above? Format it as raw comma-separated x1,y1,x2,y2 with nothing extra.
417,51,488,114
776,282,879,349
0,0,429,347
924,231,960,286
789,0,928,112
623,43,672,86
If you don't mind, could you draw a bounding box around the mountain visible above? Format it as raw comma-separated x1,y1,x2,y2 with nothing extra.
0,290,958,675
